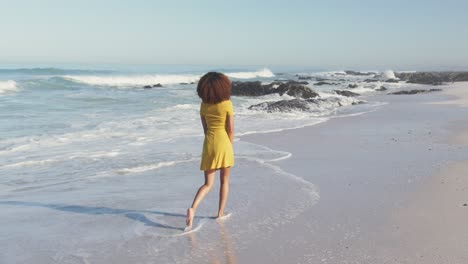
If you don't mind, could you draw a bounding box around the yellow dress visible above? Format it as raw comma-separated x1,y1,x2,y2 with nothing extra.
200,100,235,170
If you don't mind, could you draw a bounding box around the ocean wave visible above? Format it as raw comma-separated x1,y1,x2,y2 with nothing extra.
0,80,18,94
225,68,275,79
62,74,201,86
114,158,198,175
0,67,112,75
61,68,275,87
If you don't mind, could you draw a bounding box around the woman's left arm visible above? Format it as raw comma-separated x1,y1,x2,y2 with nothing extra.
200,115,208,135
225,114,234,143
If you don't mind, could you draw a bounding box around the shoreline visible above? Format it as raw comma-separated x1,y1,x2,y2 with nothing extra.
239,82,468,263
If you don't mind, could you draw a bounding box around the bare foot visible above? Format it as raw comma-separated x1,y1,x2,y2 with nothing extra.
186,208,194,229
216,212,232,221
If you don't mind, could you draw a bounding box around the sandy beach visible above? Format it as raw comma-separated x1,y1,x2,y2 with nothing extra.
241,82,468,263
376,83,468,263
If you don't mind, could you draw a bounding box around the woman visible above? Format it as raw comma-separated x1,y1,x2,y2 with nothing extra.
186,72,235,230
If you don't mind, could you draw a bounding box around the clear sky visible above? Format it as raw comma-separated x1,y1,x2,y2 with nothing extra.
1,0,467,70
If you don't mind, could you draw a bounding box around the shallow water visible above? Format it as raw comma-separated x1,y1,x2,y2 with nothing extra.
0,66,405,262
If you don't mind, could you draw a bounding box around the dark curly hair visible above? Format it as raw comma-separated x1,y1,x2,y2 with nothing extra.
197,72,231,104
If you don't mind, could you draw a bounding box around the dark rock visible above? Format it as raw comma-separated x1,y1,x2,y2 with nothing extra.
282,85,319,99
364,78,379,83
385,78,399,83
352,101,366,105
389,89,442,95
395,71,468,85
282,80,309,85
231,81,275,96
316,78,329,81
376,86,388,91
345,70,375,76
231,80,318,99
152,83,163,87
190,82,195,84
179,82,189,85
143,85,152,89
463,203,467,206
334,90,360,97
298,75,313,80
348,84,358,88
314,81,339,86
248,98,343,112
248,99,311,112
314,81,333,86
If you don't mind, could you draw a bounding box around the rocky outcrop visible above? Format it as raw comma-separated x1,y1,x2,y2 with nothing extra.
248,99,311,112
314,81,340,86
345,70,375,76
231,81,318,99
348,84,358,88
248,98,344,112
143,83,163,88
385,79,399,83
395,72,468,85
352,101,366,105
376,86,388,91
231,81,275,96
334,90,360,97
389,89,442,95
281,85,319,99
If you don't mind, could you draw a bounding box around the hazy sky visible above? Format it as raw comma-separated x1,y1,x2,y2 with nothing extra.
1,0,467,70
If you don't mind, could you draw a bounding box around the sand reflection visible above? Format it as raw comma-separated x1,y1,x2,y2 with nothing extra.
187,220,237,264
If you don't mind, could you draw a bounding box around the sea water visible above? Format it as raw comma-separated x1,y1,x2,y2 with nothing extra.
0,65,397,262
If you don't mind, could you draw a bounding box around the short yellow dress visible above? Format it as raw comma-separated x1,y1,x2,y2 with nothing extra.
200,100,235,171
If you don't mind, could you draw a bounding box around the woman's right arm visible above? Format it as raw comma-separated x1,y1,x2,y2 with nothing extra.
225,114,234,143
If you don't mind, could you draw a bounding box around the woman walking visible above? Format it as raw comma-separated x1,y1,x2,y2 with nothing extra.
186,72,235,230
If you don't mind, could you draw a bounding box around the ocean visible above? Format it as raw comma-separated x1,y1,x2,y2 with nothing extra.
0,65,404,262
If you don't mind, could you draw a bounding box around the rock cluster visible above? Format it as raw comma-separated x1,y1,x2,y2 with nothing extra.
334,90,360,97
143,83,163,89
395,72,468,85
231,81,319,99
248,98,344,112
389,89,442,95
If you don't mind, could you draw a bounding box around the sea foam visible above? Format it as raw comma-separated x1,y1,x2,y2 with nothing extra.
226,68,275,79
0,80,18,94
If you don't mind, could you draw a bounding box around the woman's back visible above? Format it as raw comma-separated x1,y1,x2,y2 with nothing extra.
200,100,234,132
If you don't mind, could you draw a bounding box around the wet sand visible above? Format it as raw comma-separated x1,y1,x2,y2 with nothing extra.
241,82,468,263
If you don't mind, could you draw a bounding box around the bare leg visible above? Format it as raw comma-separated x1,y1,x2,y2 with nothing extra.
186,170,216,227
218,167,230,218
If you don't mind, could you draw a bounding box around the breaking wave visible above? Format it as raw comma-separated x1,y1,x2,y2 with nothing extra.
226,68,275,79
61,68,275,87
0,80,18,94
